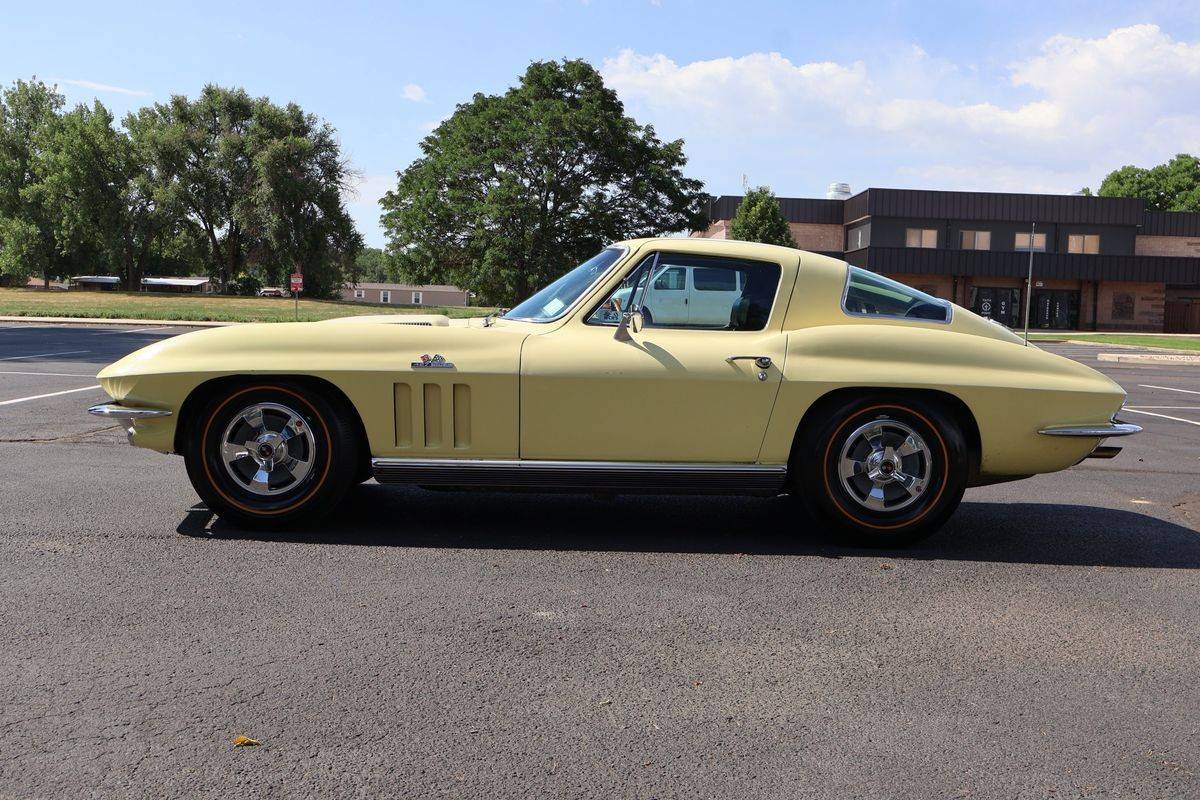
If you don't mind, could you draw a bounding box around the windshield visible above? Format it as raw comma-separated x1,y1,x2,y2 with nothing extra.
503,247,625,322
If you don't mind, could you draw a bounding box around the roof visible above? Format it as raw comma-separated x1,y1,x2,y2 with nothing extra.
71,275,121,284
348,282,467,292
141,276,210,286
708,189,1200,231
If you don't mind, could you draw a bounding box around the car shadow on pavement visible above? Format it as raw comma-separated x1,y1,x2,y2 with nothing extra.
176,484,1200,569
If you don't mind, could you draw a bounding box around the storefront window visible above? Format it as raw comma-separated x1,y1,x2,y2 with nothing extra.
969,287,1022,327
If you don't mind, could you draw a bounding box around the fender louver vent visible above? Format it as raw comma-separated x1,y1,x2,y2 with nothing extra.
394,382,471,449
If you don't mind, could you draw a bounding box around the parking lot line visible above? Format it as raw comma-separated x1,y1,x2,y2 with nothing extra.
1139,384,1200,396
0,370,97,377
94,327,167,335
1122,408,1200,427
0,350,89,361
0,385,102,406
1126,405,1200,410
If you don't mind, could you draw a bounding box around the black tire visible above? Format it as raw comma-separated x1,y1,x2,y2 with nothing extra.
184,381,360,529
641,307,654,327
792,395,968,546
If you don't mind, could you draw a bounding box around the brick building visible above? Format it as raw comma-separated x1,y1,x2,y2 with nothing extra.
697,189,1200,332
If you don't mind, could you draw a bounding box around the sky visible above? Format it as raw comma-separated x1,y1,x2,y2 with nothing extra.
3,0,1199,247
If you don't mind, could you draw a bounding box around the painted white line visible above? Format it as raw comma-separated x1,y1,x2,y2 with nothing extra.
1121,408,1200,427
0,385,102,406
1139,384,1200,396
0,349,89,361
94,326,167,335
0,370,97,377
1126,406,1200,410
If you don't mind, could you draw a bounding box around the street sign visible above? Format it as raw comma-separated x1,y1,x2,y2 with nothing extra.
289,272,303,293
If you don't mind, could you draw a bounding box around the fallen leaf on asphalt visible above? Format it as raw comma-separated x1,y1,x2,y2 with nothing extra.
232,735,261,747
598,699,612,706
880,562,894,570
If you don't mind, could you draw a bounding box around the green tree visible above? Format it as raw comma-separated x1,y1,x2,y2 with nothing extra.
353,247,389,283
380,59,708,305
728,186,796,247
0,78,65,286
1098,154,1200,211
135,85,360,296
247,100,362,297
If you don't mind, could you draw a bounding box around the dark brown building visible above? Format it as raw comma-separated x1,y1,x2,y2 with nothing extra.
698,189,1200,332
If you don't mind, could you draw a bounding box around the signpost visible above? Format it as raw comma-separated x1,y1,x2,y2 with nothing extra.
289,272,303,321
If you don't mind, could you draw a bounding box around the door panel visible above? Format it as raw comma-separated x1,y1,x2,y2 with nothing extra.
520,325,786,462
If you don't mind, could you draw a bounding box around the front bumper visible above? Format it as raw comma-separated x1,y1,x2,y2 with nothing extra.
88,403,172,444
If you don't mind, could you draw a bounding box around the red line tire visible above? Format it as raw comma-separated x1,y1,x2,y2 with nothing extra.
184,382,360,530
792,396,968,546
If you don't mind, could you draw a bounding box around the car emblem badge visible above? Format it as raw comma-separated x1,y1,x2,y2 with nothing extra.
412,353,455,369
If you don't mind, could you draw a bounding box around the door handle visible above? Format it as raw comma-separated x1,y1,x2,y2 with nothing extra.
726,355,772,369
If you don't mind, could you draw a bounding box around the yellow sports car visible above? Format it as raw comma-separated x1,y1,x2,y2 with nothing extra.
89,239,1139,545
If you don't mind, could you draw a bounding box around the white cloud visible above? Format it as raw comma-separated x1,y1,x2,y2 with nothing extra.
601,24,1200,195
57,78,150,97
402,83,427,102
345,174,395,207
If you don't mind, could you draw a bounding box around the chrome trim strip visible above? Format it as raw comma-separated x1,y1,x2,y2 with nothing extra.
371,458,788,493
1038,422,1142,437
88,403,172,420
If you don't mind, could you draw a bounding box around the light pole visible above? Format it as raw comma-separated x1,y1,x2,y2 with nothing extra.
1022,221,1036,345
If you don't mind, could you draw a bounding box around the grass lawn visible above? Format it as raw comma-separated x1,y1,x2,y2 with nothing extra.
1028,333,1200,351
0,288,495,323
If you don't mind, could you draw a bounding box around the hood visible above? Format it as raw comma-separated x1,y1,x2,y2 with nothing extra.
97,318,525,381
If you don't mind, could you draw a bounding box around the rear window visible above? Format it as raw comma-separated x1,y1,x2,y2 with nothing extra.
843,267,951,323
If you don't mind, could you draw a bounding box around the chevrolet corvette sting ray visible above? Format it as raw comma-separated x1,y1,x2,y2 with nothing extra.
88,239,1139,545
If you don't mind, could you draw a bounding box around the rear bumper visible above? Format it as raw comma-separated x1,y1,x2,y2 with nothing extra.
1038,421,1142,437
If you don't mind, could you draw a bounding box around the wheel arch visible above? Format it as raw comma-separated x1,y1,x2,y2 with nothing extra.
174,375,372,478
788,386,982,479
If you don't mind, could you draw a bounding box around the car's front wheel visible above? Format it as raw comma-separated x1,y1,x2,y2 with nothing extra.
793,396,968,546
184,382,359,529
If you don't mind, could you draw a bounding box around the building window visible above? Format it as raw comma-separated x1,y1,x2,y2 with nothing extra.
960,230,991,250
1068,234,1100,254
380,290,391,303
847,225,869,250
1111,292,1134,320
905,228,937,248
411,291,423,304
353,289,365,299
1015,232,1047,252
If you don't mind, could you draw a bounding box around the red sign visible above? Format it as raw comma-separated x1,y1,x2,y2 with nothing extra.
289,272,303,293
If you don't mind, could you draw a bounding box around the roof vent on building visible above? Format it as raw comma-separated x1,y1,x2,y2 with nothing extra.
826,182,852,200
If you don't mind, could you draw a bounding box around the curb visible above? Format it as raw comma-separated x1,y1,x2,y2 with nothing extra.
0,315,234,328
1097,352,1200,364
1066,339,1200,355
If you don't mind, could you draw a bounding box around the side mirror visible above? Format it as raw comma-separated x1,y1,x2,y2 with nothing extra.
614,309,643,341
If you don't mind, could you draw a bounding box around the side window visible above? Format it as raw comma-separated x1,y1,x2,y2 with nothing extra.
588,253,781,331
654,267,685,291
843,267,951,323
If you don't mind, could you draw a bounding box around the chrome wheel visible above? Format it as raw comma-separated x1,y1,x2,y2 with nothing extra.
219,402,317,496
837,418,932,512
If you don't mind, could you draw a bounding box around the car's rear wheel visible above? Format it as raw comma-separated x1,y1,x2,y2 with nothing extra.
793,395,968,546
184,382,359,529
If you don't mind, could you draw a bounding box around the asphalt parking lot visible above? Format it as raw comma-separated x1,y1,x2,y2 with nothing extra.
1,323,1198,799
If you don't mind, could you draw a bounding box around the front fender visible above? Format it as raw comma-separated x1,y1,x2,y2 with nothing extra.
97,322,527,457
